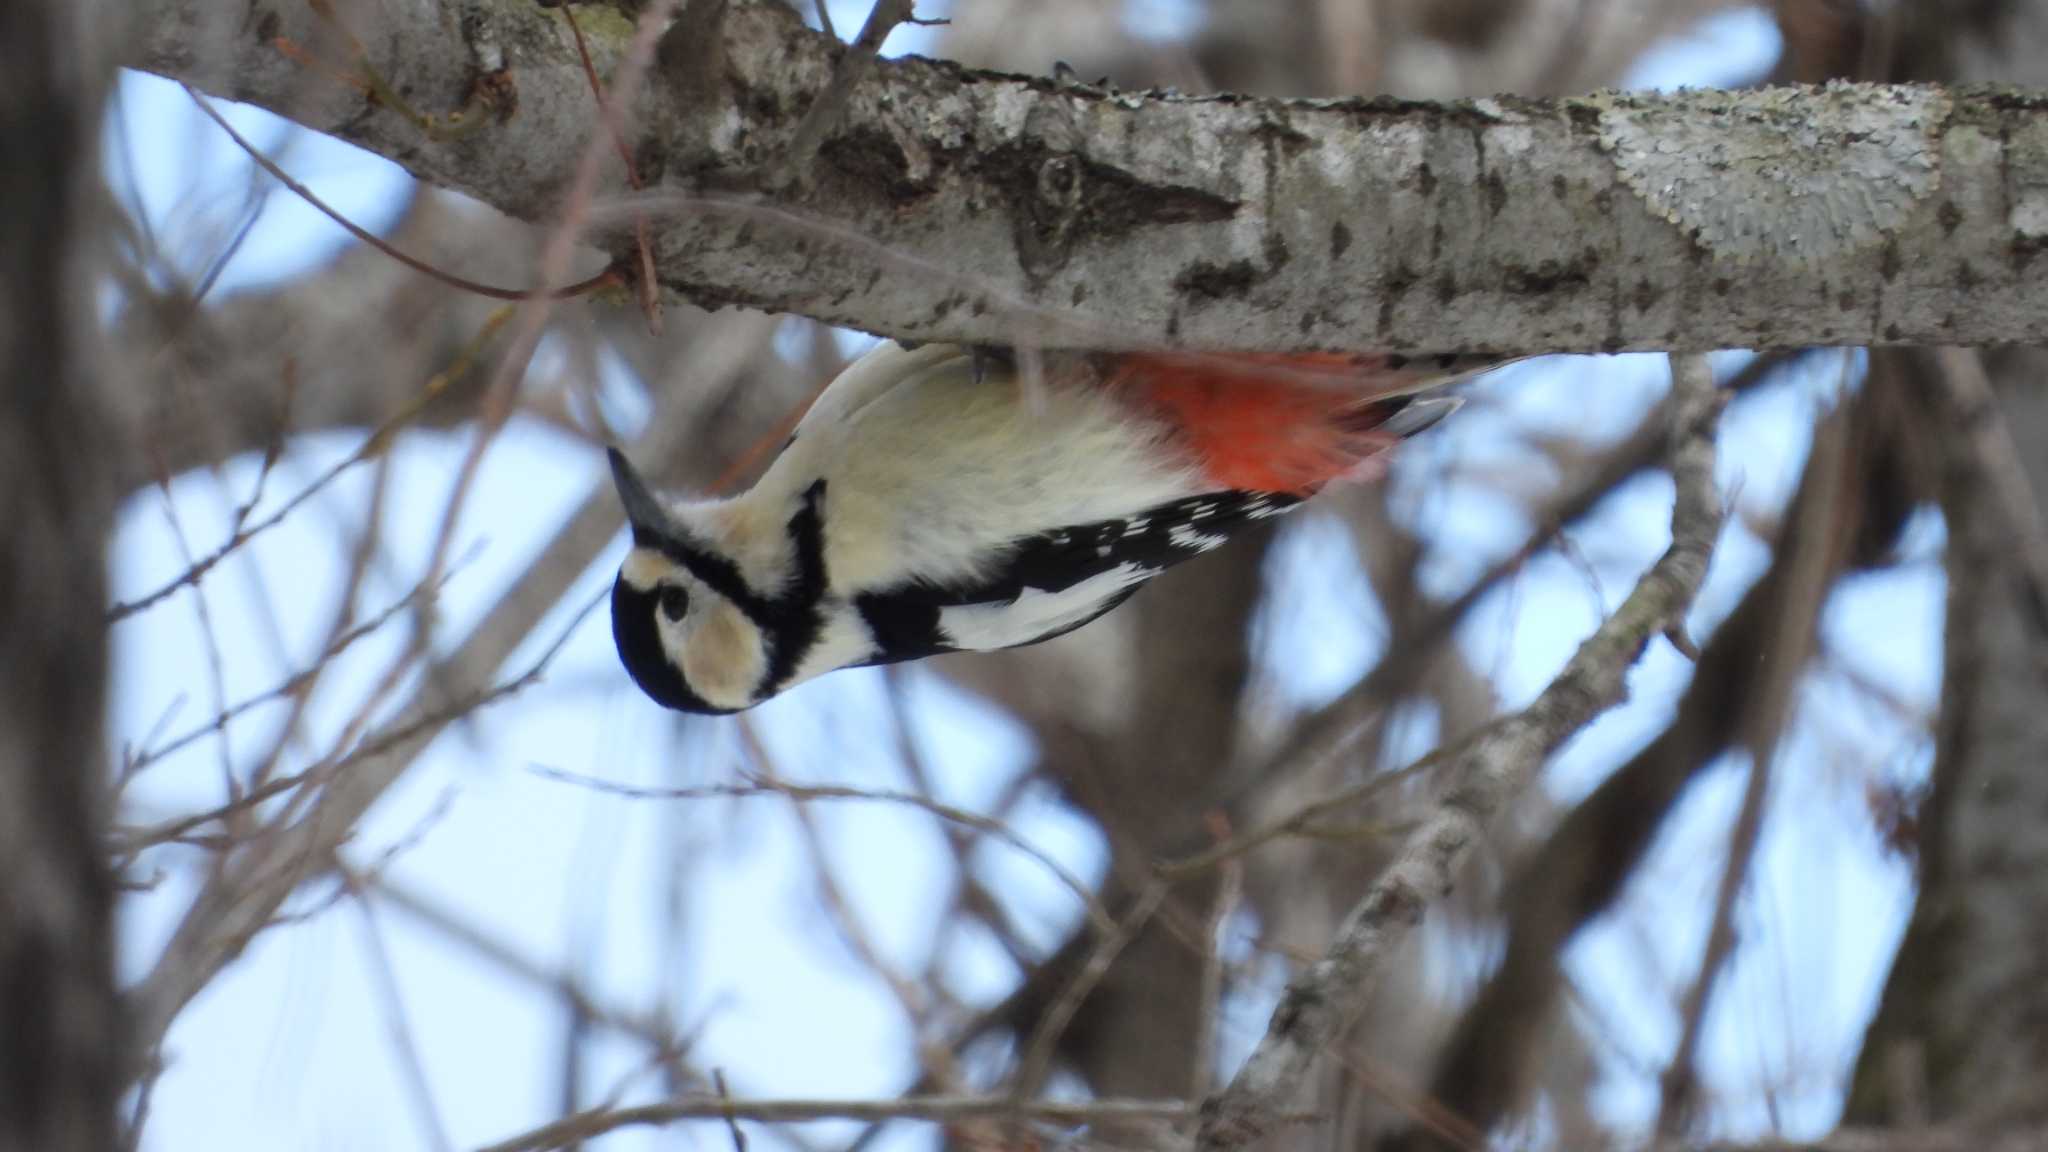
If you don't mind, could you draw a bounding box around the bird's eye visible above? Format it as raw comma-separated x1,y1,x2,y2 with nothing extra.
657,586,689,623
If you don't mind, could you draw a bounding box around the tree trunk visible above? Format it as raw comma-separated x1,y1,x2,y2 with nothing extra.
0,1,121,1149
1847,0,2048,1126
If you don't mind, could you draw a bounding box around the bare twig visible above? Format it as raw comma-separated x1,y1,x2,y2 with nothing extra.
346,871,456,1152
181,87,612,302
478,1094,1239,1152
1010,881,1170,1098
359,869,696,1059
555,1,660,329
1931,346,2048,639
1197,353,1725,1151
1164,726,1494,879
713,1071,749,1152
107,309,512,623
1189,813,1241,1100
1656,388,1856,1136
1651,746,1775,1139
779,0,923,183
526,763,1116,936
120,566,460,779
127,314,776,1063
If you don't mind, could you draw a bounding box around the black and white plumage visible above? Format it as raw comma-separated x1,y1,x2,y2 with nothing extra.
608,341,1489,714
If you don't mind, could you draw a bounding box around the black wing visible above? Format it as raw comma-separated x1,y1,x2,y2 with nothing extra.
852,489,1303,664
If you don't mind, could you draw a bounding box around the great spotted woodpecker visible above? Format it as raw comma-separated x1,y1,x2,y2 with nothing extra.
607,341,1496,714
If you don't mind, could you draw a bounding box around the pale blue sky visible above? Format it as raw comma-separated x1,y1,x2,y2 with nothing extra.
109,6,1935,1150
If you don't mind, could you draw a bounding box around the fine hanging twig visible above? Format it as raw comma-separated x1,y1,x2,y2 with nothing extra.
1655,391,1857,1138
1196,352,1726,1152
477,1094,1252,1152
1930,346,2048,640
778,0,939,184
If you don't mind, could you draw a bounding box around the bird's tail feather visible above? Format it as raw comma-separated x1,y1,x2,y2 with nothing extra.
1109,351,1499,495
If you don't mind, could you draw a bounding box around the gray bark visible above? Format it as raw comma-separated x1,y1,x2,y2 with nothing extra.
1844,0,2048,1127
1848,349,2048,1125
136,0,2048,355
0,1,121,1149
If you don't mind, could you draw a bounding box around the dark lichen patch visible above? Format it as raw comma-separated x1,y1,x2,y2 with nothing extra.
1551,174,1568,201
1070,282,1088,305
1041,151,1236,230
1175,258,1263,299
1414,161,1438,197
1482,170,1508,217
1938,199,1964,235
977,141,1240,283
1434,272,1457,305
1956,261,1980,291
1712,277,1731,296
1330,220,1353,259
1879,239,1902,282
1251,116,1312,154
1502,251,1596,296
1631,276,1663,313
819,126,930,203
2011,234,2048,272
1883,322,1903,342
1564,101,1603,132
1378,262,1419,335
1838,288,1859,311
1263,231,1291,271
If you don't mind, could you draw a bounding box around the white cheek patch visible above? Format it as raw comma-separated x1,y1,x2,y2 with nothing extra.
620,548,677,591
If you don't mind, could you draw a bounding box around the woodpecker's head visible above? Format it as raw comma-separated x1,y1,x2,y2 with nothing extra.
607,449,770,715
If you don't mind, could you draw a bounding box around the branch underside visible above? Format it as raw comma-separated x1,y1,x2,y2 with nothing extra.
138,0,2048,355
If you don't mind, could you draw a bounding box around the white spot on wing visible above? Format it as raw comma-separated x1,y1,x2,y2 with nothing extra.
1168,523,1228,552
937,563,1151,651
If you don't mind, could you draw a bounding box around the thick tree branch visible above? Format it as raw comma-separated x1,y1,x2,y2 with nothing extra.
139,1,2048,354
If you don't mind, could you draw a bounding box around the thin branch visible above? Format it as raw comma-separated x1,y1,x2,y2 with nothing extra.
555,1,660,328
526,763,1117,936
107,309,512,623
478,1095,1251,1152
110,587,600,856
779,0,921,183
1188,812,1241,1100
346,872,456,1152
1197,352,1726,1151
1654,394,1857,1138
358,869,697,1059
120,566,459,779
1930,346,2048,639
1010,881,1170,1098
1164,727,1494,879
182,86,614,302
1651,746,1774,1138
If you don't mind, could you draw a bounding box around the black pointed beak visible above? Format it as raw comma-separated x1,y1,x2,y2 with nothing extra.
607,446,674,543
